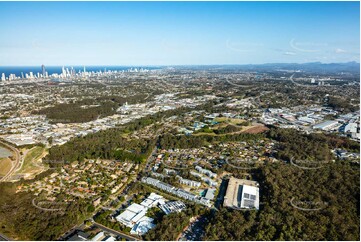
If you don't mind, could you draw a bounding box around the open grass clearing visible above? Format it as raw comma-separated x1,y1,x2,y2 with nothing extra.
0,158,12,176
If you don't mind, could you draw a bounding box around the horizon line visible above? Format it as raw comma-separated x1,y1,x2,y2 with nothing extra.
1,61,360,67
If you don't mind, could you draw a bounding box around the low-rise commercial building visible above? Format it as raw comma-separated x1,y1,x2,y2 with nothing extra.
116,203,148,228
130,216,155,236
313,120,339,131
159,201,186,215
140,193,165,208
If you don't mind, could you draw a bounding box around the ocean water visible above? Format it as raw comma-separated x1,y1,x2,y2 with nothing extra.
0,66,160,77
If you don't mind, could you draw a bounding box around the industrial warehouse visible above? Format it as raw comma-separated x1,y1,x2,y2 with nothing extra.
223,177,260,210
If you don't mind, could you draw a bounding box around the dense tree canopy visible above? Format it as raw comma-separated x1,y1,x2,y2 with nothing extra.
144,205,207,241
0,183,91,240
266,127,359,161
34,94,148,123
204,162,360,241
327,96,358,113
159,132,264,150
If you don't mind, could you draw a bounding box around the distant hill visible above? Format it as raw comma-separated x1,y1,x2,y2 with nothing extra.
170,62,360,75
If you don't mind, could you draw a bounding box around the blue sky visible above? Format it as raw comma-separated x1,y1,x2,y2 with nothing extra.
0,1,359,65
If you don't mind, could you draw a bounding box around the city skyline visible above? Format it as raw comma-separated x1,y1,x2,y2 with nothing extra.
0,1,359,66
0,1,359,241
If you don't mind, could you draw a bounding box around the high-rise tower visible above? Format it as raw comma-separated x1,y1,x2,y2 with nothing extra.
62,66,66,78
41,64,46,77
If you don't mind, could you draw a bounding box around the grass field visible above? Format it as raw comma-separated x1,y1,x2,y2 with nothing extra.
214,117,245,125
17,146,47,175
0,158,12,176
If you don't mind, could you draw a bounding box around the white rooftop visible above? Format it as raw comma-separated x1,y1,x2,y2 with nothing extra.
91,232,105,241
116,210,137,223
313,120,339,129
140,199,154,208
240,185,260,210
130,216,155,236
148,192,163,201
104,236,116,242
127,203,146,214
140,193,165,208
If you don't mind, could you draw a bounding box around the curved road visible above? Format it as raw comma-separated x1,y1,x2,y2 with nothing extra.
289,73,308,87
289,73,326,88
226,78,252,88
0,140,20,182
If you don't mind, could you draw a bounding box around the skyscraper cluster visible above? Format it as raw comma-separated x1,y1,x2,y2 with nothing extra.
0,65,151,82
1,65,49,81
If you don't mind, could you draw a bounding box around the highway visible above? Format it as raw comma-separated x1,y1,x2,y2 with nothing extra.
289,73,311,87
226,77,252,88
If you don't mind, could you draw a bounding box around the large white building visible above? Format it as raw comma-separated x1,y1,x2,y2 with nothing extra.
239,185,260,209
140,192,165,208
313,120,339,131
116,203,148,228
116,193,164,235
130,216,156,236
344,123,358,133
223,177,260,210
297,116,316,125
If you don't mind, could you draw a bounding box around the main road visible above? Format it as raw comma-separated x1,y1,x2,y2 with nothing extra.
289,73,312,87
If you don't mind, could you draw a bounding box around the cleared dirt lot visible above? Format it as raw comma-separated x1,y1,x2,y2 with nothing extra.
241,124,269,134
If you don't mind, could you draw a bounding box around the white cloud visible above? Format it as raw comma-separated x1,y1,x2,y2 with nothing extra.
335,48,347,53
284,51,296,56
290,38,321,53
